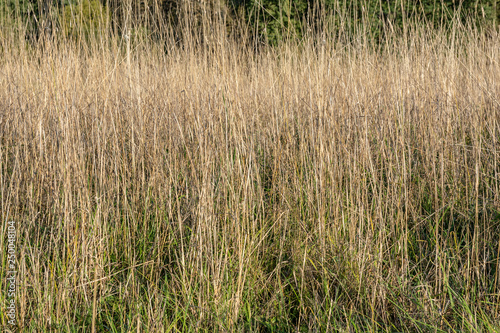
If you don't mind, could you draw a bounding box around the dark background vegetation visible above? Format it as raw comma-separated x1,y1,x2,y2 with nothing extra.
1,0,499,44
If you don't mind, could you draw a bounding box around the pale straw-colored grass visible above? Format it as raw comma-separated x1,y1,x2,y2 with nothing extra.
1,7,500,332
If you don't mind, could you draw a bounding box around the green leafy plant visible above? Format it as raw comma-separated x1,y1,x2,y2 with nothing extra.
60,0,109,40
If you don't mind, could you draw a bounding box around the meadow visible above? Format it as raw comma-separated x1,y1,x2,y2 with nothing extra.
1,4,500,332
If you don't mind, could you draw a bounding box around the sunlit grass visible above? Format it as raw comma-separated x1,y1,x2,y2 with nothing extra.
0,5,499,332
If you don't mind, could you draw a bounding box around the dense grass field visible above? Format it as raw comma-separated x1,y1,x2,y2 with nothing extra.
1,5,500,332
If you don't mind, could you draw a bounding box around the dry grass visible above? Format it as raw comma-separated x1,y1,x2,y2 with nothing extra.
1,9,500,332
